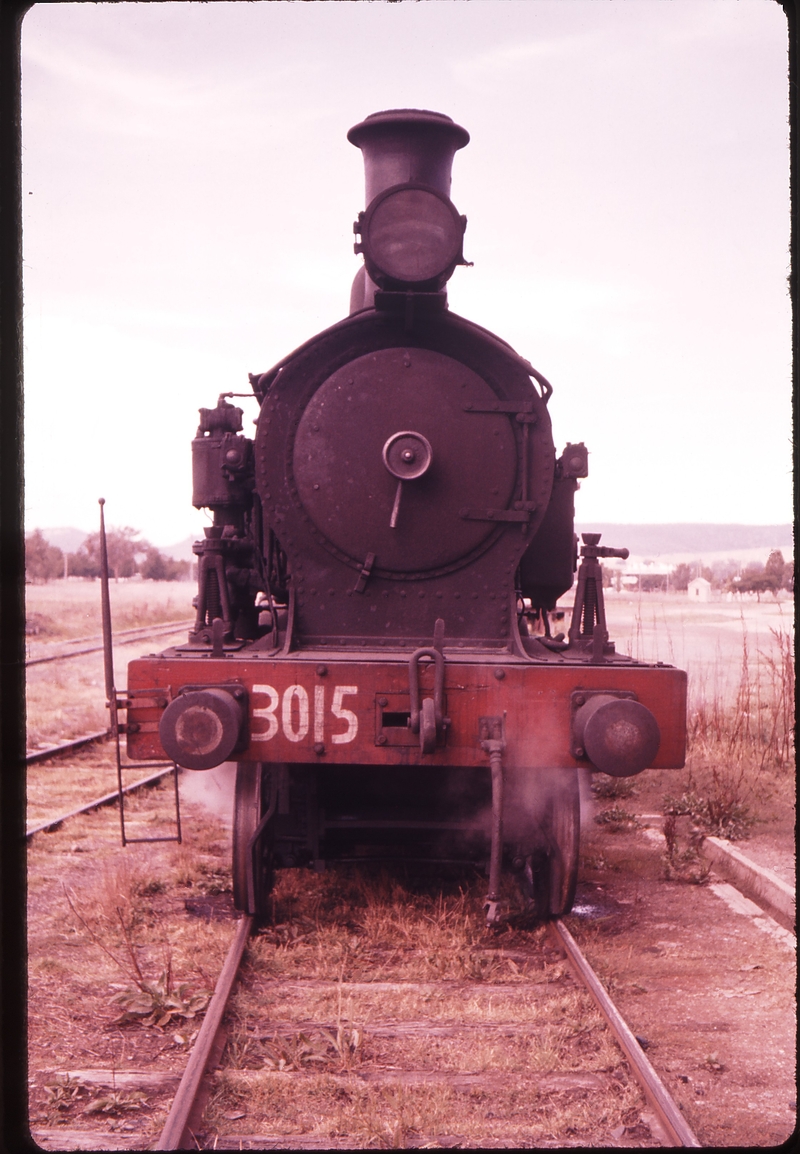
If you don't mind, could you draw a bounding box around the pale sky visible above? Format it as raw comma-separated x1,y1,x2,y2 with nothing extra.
21,0,791,547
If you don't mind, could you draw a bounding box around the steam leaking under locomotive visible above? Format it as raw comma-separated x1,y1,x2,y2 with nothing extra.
121,110,687,924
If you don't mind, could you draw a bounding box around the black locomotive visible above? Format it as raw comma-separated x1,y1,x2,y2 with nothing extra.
125,110,686,923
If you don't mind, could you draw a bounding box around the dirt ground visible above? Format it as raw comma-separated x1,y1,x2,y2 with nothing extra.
567,805,796,1148
27,785,234,1149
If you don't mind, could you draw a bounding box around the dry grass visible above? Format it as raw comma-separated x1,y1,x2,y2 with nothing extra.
247,867,550,984
662,625,795,845
24,581,193,749
26,743,121,826
25,630,191,751
208,1066,647,1148
25,579,195,643
208,866,648,1147
27,792,239,1145
25,656,111,750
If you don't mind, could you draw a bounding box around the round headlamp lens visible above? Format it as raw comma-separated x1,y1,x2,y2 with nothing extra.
365,187,462,285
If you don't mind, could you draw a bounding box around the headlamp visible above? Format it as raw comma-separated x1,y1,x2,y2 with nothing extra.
354,183,466,291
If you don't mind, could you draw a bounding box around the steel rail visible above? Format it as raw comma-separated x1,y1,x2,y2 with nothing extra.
160,924,701,1149
26,730,110,764
158,915,254,1150
30,617,193,650
26,766,174,839
26,618,194,666
549,918,701,1147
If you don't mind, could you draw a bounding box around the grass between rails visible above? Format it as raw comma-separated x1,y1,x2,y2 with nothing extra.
209,867,649,1147
26,743,131,828
29,824,651,1148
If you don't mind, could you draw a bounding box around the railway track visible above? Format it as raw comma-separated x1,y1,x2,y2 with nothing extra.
148,835,795,1148
26,730,111,765
26,616,192,764
25,618,194,667
151,908,699,1149
28,810,795,1149
25,764,174,840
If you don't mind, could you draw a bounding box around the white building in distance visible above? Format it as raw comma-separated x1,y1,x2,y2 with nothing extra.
687,576,712,602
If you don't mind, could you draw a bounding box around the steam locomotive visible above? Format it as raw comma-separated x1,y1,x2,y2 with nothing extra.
123,110,687,924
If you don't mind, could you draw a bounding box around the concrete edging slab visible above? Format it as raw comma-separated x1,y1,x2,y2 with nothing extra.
701,836,795,933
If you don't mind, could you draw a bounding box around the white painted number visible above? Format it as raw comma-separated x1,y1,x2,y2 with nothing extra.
314,685,325,744
252,684,280,741
251,683,358,745
331,686,359,745
282,684,310,743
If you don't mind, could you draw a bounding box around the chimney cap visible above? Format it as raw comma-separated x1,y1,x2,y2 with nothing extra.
348,109,469,150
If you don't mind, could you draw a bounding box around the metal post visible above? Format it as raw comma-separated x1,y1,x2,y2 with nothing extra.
98,498,127,847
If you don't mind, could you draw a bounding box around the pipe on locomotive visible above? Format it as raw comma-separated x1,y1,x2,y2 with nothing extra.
347,109,470,313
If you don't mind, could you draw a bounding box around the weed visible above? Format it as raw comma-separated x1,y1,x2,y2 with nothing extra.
670,624,794,841
223,1030,261,1069
593,806,640,832
110,971,210,1028
63,864,211,1029
43,1075,87,1113
319,1023,363,1065
371,1085,426,1149
170,849,231,895
663,788,754,842
257,918,318,948
83,1089,147,1115
137,879,166,896
260,1031,329,1071
591,776,636,800
660,812,710,885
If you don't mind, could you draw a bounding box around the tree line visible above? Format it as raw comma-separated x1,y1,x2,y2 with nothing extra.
27,527,793,599
605,550,793,597
669,550,792,596
25,528,190,583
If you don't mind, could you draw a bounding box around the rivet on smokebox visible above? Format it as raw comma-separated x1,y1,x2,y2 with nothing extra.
494,668,505,680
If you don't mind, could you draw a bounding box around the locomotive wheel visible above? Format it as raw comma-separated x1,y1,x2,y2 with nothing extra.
232,762,274,921
517,768,580,919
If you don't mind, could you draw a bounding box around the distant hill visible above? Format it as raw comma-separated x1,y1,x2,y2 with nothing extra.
157,536,198,562
575,524,793,557
34,526,198,561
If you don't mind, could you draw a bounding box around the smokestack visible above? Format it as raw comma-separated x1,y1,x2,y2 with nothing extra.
347,109,470,313
348,108,470,204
